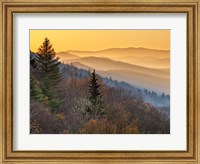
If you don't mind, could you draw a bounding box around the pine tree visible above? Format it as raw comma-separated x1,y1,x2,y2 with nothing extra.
35,37,63,84
89,70,103,101
88,70,104,119
34,37,63,113
40,75,62,113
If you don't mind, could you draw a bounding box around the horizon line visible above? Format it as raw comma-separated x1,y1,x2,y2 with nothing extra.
30,46,170,53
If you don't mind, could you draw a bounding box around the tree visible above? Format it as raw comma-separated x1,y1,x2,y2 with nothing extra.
30,100,65,134
34,37,63,113
88,70,104,119
80,119,117,134
35,37,63,84
40,75,62,113
30,51,37,68
30,75,48,103
89,70,103,101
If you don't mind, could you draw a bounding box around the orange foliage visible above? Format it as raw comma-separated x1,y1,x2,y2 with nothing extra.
125,126,139,134
80,119,117,134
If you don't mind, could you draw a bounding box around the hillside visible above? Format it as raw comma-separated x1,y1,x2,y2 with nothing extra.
62,56,169,94
98,69,169,94
59,63,170,108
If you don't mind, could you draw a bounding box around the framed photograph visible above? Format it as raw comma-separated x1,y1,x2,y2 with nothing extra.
0,0,199,163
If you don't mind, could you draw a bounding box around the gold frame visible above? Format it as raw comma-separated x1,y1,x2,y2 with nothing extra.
0,0,199,163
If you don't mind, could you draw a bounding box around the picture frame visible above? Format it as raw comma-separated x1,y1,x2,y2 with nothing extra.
0,0,199,163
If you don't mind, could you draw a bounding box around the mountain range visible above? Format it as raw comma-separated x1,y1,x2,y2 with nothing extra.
56,47,170,94
63,47,170,69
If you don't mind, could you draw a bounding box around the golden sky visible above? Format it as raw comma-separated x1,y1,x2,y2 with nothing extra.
30,30,170,52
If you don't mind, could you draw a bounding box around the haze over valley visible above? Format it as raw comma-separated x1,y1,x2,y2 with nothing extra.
57,47,170,94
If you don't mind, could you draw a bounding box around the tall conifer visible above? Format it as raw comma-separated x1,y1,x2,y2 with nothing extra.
34,37,63,113
36,37,63,84
88,70,104,119
89,70,103,101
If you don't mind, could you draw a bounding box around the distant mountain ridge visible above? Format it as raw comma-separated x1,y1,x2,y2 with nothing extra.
61,56,170,94
66,47,169,56
59,47,170,69
56,52,79,60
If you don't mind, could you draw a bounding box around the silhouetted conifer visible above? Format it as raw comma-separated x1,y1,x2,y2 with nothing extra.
89,70,103,101
88,70,105,119
34,38,63,113
35,37,63,84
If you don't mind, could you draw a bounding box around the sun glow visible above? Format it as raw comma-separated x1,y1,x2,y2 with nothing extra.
30,30,170,53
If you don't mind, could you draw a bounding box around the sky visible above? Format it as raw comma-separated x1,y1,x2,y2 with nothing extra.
30,30,170,52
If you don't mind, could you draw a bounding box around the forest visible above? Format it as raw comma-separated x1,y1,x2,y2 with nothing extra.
30,38,170,134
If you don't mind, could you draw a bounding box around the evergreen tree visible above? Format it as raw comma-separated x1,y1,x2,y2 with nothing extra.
40,75,62,113
34,37,63,113
89,70,103,101
30,75,47,103
35,37,63,84
88,70,104,119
